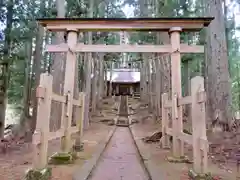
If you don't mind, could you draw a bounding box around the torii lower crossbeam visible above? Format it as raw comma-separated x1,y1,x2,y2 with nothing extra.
45,44,204,53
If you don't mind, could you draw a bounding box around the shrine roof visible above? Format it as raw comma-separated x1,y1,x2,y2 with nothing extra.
106,69,140,83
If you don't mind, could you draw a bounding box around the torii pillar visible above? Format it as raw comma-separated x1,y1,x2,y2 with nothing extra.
61,29,78,152
169,27,184,157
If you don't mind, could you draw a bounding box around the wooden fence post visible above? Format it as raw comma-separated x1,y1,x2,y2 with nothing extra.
155,59,161,118
73,92,85,152
161,93,170,148
32,73,52,169
191,76,208,174
78,92,85,138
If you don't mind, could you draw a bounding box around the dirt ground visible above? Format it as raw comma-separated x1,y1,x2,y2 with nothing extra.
50,123,113,180
129,97,238,180
0,123,113,180
0,97,116,180
131,123,237,180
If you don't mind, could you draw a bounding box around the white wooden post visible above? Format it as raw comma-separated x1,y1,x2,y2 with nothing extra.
78,92,85,138
91,58,97,113
161,93,170,148
155,59,161,118
169,27,184,157
191,76,208,173
109,61,113,96
98,54,104,104
140,61,144,101
61,29,78,152
32,73,52,169
104,62,108,98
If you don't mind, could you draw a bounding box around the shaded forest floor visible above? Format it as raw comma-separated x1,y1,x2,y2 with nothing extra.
0,97,117,180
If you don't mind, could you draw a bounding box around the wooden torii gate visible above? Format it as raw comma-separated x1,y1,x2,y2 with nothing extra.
38,17,212,119
36,17,213,175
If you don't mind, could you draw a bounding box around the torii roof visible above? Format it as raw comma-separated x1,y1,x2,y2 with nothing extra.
37,17,214,32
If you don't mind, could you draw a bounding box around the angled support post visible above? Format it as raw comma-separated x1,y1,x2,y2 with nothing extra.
191,76,208,174
33,73,53,169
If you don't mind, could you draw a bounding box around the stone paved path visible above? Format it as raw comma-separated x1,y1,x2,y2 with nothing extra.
88,127,149,180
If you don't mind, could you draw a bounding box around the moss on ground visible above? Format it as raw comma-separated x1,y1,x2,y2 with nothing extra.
24,167,52,180
188,169,215,180
167,155,193,164
48,152,77,165
72,142,84,152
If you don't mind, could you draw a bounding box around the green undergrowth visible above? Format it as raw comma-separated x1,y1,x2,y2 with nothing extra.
48,152,77,165
167,155,193,164
24,167,52,180
188,169,215,180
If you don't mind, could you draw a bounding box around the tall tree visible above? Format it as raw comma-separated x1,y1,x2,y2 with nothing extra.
31,0,46,132
0,0,13,137
83,0,94,129
205,0,232,128
19,40,32,127
51,0,66,130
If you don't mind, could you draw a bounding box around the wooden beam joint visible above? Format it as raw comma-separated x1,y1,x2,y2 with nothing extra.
197,91,206,103
32,131,41,145
169,27,182,33
36,87,46,99
66,28,78,33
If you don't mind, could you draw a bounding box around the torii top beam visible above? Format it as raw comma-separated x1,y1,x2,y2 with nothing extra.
37,17,214,32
